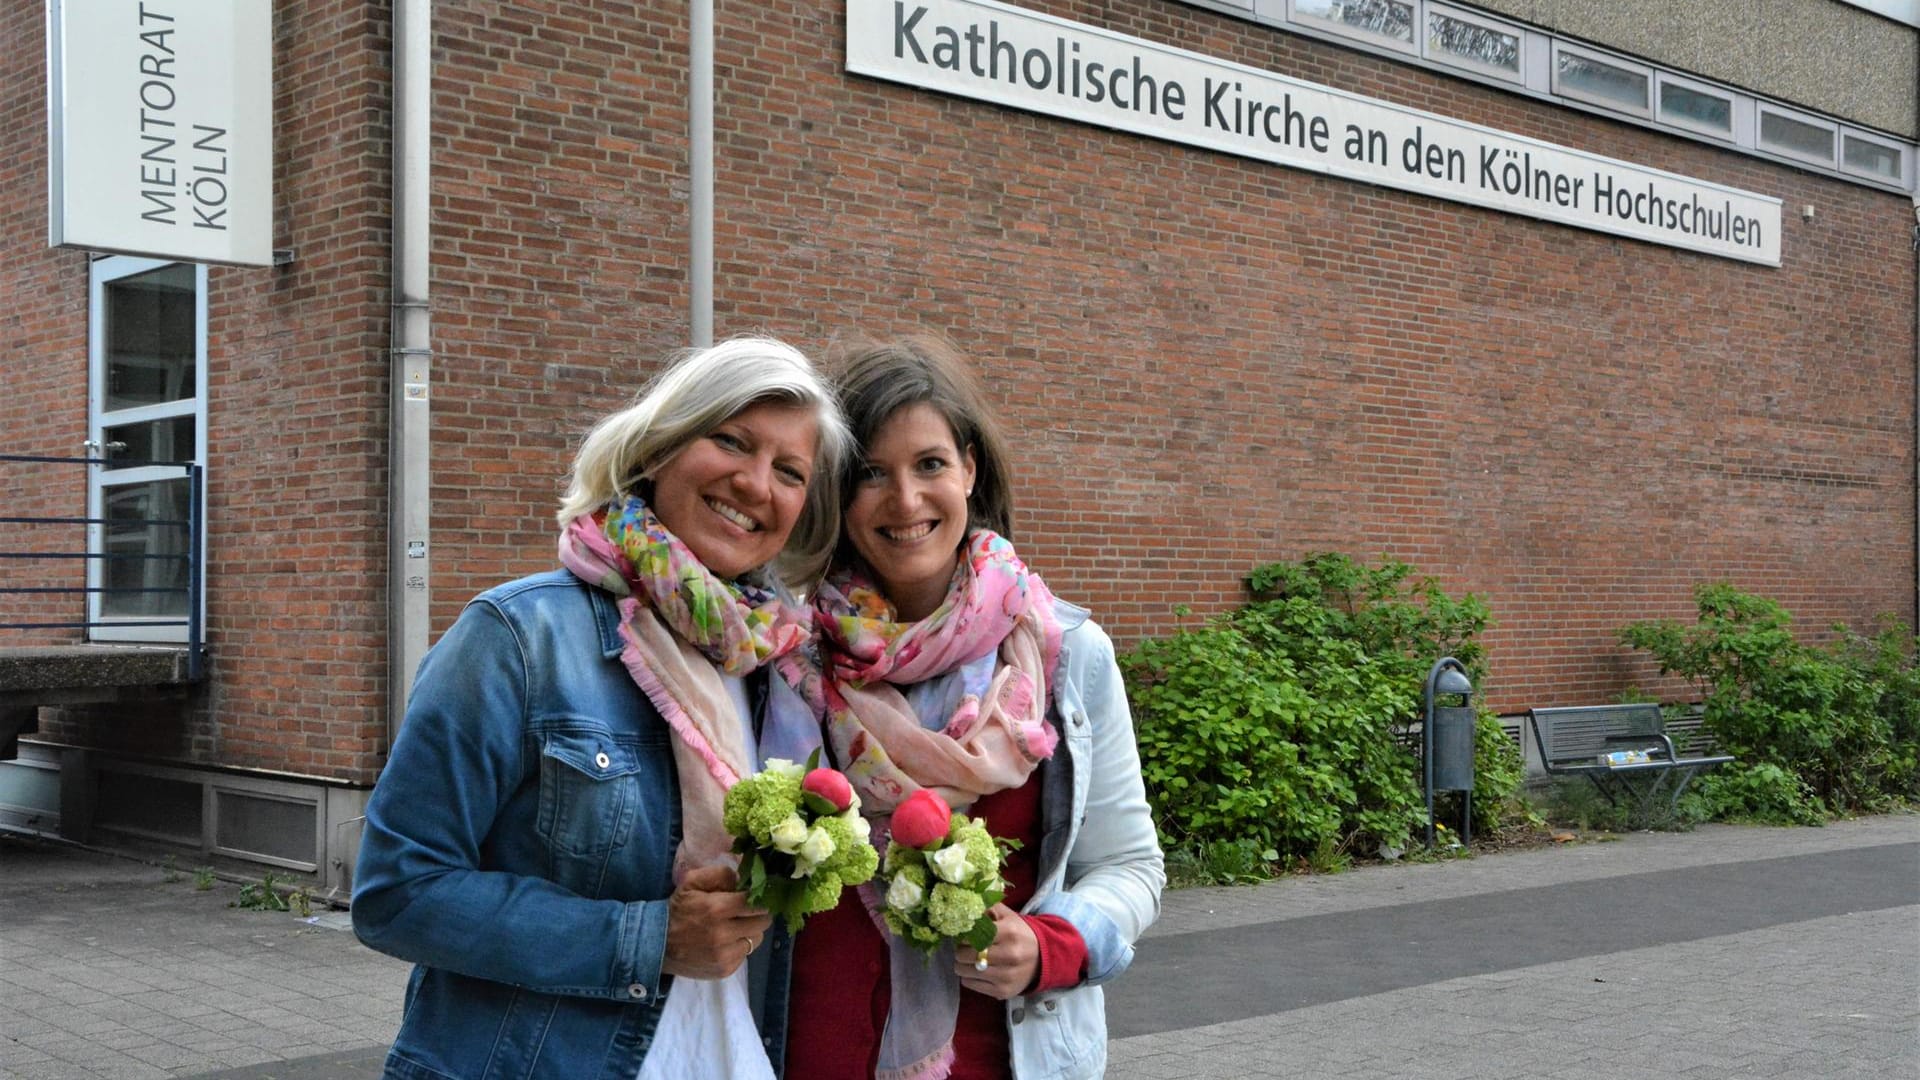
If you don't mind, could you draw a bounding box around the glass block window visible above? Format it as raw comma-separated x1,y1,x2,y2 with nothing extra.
1425,4,1520,81
1554,45,1650,115
1759,107,1836,163
1658,78,1733,138
1293,0,1416,51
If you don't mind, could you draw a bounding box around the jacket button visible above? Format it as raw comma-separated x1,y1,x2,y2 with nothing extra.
1011,1007,1025,1025
1044,999,1058,1012
596,752,612,770
627,983,648,999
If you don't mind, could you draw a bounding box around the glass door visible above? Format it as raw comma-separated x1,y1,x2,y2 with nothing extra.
87,257,206,643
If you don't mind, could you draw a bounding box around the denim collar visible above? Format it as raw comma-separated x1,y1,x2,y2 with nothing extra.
587,585,626,659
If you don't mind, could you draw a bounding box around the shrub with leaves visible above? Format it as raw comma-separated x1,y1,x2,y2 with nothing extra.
1621,583,1920,815
1678,762,1826,826
1123,553,1522,870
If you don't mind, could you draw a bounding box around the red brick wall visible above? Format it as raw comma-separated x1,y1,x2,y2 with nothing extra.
0,1,91,636
5,1,396,783
699,0,1911,711
3,0,1913,783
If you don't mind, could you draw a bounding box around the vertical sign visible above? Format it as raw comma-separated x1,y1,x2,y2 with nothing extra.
48,0,273,266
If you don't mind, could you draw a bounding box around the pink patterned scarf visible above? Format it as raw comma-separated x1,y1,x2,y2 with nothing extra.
558,495,822,881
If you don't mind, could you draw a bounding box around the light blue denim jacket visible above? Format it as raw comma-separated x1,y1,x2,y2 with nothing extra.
352,570,792,1079
983,600,1166,1079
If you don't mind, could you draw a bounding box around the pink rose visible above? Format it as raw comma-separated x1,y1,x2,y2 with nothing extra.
890,789,953,849
802,767,854,813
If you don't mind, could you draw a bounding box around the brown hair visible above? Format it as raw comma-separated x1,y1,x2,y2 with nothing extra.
829,334,1016,563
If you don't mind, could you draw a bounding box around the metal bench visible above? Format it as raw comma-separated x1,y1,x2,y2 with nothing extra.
1528,704,1734,823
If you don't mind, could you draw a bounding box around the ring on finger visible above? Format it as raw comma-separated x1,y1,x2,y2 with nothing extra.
974,947,990,972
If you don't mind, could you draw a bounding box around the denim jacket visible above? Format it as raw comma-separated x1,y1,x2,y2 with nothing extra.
1011,600,1166,1080
352,570,793,1079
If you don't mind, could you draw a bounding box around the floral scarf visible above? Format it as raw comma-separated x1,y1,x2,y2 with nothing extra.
558,494,823,881
812,529,1062,1080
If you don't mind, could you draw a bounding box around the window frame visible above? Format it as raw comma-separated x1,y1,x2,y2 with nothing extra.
1287,0,1419,56
1755,102,1838,166
1422,3,1524,84
1654,71,1737,142
1839,127,1907,184
1550,41,1652,118
86,255,208,645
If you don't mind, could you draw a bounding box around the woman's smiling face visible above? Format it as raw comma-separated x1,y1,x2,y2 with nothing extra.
845,402,977,622
648,400,819,579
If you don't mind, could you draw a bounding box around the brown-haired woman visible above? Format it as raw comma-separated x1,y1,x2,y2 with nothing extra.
785,335,1164,1079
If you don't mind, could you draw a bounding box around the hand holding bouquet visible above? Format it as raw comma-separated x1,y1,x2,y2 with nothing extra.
875,788,1017,958
721,750,879,933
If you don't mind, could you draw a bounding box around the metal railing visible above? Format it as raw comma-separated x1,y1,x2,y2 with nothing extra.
0,454,206,681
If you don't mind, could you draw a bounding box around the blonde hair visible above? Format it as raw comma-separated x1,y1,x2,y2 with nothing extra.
558,337,851,585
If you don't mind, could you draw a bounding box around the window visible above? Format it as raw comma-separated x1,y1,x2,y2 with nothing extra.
1656,75,1733,139
1215,1,1917,194
1424,4,1521,82
1552,43,1650,116
1292,0,1416,53
1841,131,1904,183
87,256,206,643
1757,105,1836,165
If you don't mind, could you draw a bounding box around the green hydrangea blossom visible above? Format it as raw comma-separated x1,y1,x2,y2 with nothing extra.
954,821,998,880
884,839,927,876
832,832,879,883
722,770,804,844
925,881,986,936
891,859,928,889
798,870,844,914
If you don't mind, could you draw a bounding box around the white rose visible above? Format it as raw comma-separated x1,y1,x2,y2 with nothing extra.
761,758,804,780
929,844,970,884
847,813,871,843
799,825,836,865
886,874,925,912
770,814,808,854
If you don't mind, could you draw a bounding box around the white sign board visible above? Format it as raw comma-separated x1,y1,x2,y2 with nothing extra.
848,0,1781,265
48,0,273,266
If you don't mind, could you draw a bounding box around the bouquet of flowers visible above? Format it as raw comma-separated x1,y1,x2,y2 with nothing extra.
721,750,879,933
875,788,1016,956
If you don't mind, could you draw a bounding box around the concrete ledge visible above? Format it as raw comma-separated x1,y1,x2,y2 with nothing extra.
0,645,196,693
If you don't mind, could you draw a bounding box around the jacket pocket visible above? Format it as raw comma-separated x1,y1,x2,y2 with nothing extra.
537,729,642,857
1012,986,1104,1079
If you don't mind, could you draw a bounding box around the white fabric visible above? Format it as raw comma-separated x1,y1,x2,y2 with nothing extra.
723,674,757,761
637,674,778,1080
635,966,774,1080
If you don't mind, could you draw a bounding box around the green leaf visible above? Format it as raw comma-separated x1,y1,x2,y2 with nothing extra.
964,916,997,952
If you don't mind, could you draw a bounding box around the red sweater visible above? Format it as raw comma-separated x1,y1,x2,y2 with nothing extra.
785,775,1088,1079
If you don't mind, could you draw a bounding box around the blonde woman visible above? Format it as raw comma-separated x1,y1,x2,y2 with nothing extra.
354,338,849,1079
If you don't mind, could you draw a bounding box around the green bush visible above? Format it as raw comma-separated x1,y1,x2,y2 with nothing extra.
1677,762,1826,826
1837,618,1920,802
1621,583,1920,815
1123,553,1523,868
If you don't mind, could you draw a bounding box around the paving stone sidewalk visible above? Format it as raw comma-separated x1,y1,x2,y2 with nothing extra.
2,814,1915,1079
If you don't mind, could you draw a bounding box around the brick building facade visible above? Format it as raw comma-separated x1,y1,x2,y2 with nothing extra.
2,0,1914,888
